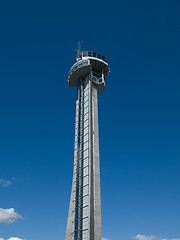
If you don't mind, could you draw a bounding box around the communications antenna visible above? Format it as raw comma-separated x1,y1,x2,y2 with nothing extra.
76,42,82,61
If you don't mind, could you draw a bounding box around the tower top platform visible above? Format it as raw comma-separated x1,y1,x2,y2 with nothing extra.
68,51,109,93
77,51,107,63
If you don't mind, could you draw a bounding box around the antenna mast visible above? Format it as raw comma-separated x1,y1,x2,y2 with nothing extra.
76,42,82,61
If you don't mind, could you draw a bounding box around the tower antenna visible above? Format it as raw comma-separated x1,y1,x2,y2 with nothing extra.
76,41,82,61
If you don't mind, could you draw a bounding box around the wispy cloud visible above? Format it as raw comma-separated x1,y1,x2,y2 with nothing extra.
0,178,23,188
0,179,12,188
0,238,24,240
135,234,157,240
0,208,23,224
102,238,110,240
134,234,180,240
7,238,24,240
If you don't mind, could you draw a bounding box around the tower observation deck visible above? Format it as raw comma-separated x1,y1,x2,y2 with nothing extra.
65,51,110,240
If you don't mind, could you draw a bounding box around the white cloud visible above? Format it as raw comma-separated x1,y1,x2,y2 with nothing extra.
135,234,157,240
7,238,24,240
134,234,180,240
0,238,24,240
102,238,110,240
0,179,12,187
0,208,23,224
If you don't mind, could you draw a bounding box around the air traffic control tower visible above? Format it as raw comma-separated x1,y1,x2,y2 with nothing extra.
65,51,110,240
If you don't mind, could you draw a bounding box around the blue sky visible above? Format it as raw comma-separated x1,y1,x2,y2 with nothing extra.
0,0,180,240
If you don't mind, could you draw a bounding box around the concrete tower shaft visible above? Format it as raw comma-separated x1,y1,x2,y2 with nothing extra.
65,51,109,240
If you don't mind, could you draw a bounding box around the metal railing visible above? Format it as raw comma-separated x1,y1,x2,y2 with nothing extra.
69,60,89,76
81,51,107,63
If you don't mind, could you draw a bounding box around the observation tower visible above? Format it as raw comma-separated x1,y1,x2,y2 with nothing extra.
65,50,110,240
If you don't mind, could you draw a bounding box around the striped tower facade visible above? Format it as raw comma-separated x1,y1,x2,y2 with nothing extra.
65,51,109,240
